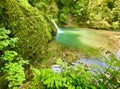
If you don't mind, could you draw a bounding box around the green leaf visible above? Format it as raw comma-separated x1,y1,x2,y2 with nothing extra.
113,60,120,66
99,83,106,89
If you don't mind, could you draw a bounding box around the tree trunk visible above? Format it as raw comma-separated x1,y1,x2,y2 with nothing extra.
0,0,56,61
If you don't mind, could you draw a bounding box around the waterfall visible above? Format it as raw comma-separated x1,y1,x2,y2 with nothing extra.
51,19,63,33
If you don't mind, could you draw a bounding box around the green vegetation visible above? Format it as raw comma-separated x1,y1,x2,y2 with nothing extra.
0,0,56,61
31,59,94,89
31,54,120,89
13,0,120,29
0,28,28,89
0,0,120,89
88,0,120,29
34,0,120,29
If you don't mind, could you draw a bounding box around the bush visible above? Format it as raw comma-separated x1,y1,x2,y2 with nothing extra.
31,59,95,89
0,28,28,89
88,0,120,29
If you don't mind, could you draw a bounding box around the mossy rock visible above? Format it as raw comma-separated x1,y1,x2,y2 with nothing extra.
0,0,56,61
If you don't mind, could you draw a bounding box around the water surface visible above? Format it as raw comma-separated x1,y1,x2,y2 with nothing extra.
55,28,110,49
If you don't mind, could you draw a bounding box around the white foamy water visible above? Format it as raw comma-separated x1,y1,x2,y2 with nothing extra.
51,19,63,33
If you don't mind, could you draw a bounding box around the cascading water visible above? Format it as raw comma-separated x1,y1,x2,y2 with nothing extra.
51,20,109,49
51,19,63,33
51,20,120,59
50,20,120,73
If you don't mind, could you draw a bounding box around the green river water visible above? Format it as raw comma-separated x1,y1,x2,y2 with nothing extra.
55,28,109,50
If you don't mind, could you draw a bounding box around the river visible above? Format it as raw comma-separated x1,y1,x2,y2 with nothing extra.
50,20,120,72
51,27,120,72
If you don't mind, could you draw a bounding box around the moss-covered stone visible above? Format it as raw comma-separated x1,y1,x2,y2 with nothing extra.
0,0,56,61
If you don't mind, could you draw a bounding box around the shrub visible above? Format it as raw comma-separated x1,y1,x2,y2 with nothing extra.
31,59,95,89
0,28,28,89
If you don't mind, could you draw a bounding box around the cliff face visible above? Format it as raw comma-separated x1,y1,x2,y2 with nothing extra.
0,0,56,61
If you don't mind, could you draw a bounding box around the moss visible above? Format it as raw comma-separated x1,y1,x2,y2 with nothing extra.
0,0,56,61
